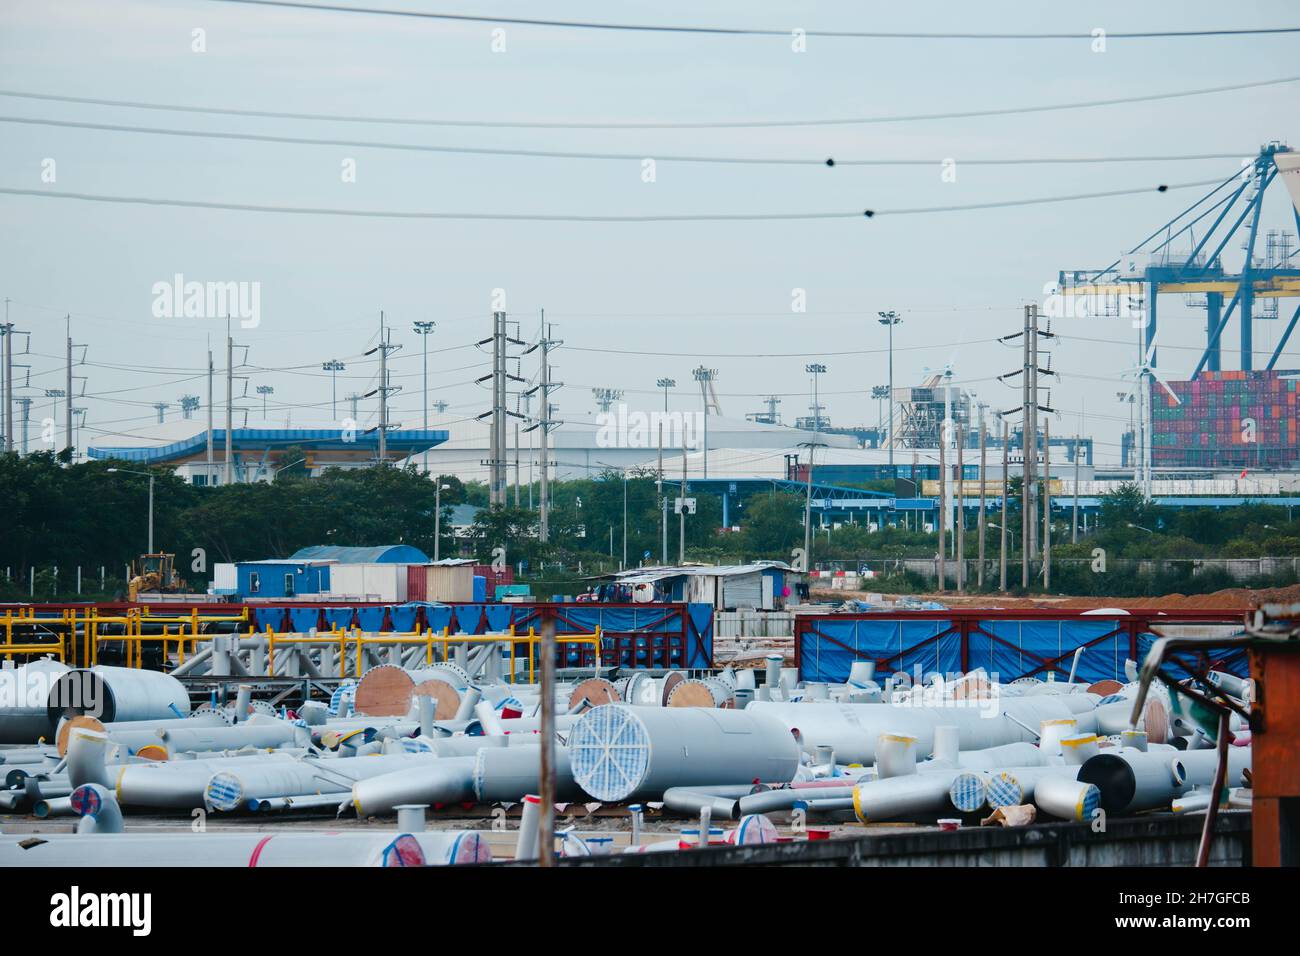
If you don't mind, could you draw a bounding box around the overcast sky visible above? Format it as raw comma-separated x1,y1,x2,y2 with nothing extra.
1,0,1298,466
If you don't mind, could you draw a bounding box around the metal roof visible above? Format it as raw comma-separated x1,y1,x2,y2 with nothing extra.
87,427,449,463
288,544,429,564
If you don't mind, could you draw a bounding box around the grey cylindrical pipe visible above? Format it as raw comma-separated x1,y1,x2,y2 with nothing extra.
299,701,328,726
65,727,113,788
1037,718,1078,756
764,655,782,689
472,745,582,803
117,752,301,809
848,660,876,686
1077,750,1189,813
662,787,739,820
160,720,300,755
1204,670,1249,698
1,830,487,867
33,796,74,818
395,804,427,832
422,734,510,759
814,744,835,768
47,666,190,727
875,733,918,779
1121,729,1148,752
1034,775,1101,821
71,783,124,834
628,803,643,846
249,793,348,812
474,700,506,737
350,756,477,816
932,725,960,764
737,785,856,816
516,793,541,861
749,696,1099,764
0,660,72,744
735,669,756,691
232,684,252,724
418,694,435,738
455,686,482,722
804,682,829,701
852,771,960,823
1060,733,1100,766
567,705,801,802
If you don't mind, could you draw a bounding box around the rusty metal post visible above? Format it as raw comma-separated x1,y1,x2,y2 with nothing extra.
537,616,557,867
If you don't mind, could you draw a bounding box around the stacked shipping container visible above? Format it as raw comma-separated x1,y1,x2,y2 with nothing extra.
1152,369,1300,470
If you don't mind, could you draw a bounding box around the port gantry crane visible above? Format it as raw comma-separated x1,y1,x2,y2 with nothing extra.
1058,143,1300,376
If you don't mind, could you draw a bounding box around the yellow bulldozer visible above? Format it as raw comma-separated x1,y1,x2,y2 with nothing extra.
127,553,183,601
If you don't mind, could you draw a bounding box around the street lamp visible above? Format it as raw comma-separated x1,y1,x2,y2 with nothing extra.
256,384,274,418
434,482,451,561
656,378,676,413
413,321,437,475
878,311,901,469
1127,522,1155,534
322,360,346,419
107,467,156,553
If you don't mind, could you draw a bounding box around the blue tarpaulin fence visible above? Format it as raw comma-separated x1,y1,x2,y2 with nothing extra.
246,601,711,670
797,613,1247,685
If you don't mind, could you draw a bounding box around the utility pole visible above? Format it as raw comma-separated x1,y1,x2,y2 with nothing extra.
206,344,215,484
955,426,964,591
1000,419,1008,592
937,435,946,592
0,300,10,452
679,444,687,563
1072,429,1081,544
524,315,561,541
65,318,73,458
800,440,822,578
997,303,1054,590
366,313,402,465
15,397,32,453
225,320,234,485
1022,305,1034,584
346,392,360,421
152,402,169,424
658,418,666,563
977,419,987,589
1043,418,1052,592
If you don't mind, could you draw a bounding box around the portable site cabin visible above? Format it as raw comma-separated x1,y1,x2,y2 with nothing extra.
235,560,332,600
607,562,795,611
287,544,429,603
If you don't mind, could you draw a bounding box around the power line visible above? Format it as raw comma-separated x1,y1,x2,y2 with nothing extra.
0,115,1248,169
0,178,1213,223
204,2,1300,41
2,74,1296,129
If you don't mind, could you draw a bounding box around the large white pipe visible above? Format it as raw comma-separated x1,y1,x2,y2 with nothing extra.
115,752,301,808
1075,748,1228,813
516,794,541,861
568,705,801,802
65,727,114,788
206,753,436,811
472,744,582,803
70,783,124,833
160,718,303,756
1034,775,1101,822
47,666,190,726
875,733,918,779
350,756,478,816
852,771,962,823
748,697,1099,764
0,659,71,743
1,830,491,866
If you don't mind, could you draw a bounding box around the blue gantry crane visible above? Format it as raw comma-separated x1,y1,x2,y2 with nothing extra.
1059,142,1300,374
